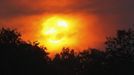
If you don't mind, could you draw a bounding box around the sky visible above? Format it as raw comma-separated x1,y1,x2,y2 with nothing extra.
0,0,134,53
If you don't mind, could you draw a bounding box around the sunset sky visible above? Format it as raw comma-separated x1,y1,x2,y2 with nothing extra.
0,0,134,53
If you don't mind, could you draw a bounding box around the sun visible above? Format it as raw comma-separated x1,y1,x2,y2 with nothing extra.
57,20,68,27
40,16,77,53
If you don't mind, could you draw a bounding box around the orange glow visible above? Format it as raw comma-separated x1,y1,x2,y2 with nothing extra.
39,15,78,53
4,14,101,55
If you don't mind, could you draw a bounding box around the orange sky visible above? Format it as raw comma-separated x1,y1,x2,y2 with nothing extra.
0,0,134,54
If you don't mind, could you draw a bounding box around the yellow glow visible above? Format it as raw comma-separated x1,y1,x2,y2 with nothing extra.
40,15,78,53
45,28,56,35
57,20,68,27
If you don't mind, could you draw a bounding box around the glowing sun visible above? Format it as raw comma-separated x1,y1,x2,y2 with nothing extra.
40,16,77,53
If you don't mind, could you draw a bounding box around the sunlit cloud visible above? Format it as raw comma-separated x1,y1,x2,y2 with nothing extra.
0,0,134,53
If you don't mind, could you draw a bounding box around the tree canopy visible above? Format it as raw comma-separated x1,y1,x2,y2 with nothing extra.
0,27,134,75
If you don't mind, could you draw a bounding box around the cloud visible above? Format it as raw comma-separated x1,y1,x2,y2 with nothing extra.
0,0,134,18
0,0,45,19
1,0,134,34
0,0,134,50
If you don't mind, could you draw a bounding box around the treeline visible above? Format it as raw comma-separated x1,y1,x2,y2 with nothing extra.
0,28,134,75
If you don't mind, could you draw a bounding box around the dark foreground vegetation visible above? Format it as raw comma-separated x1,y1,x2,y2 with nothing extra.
0,27,134,75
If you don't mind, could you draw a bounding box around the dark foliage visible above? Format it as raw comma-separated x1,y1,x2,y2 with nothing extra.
0,27,134,75
105,28,134,75
0,28,51,75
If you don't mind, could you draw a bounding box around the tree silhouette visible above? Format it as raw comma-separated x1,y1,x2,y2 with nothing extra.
0,27,134,75
105,28,134,62
78,48,106,75
0,28,50,75
0,28,21,44
52,48,80,75
105,28,134,75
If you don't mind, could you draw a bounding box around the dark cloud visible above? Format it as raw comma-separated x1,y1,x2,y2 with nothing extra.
0,0,134,18
0,0,46,19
